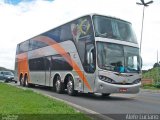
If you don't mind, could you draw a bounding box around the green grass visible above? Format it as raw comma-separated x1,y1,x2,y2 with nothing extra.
0,83,90,120
141,84,160,90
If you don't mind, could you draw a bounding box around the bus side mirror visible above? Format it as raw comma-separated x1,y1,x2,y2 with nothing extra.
90,52,93,64
87,51,93,64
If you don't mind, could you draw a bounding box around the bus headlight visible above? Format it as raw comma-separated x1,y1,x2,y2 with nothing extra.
133,79,141,84
99,75,115,83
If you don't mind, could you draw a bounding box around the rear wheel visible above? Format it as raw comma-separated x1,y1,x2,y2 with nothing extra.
24,76,29,87
19,76,23,86
55,76,64,94
67,76,78,96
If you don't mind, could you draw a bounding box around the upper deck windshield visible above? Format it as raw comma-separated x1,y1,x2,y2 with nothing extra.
97,42,141,73
93,15,137,43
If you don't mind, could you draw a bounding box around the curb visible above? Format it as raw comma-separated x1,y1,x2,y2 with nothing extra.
34,90,114,120
140,88,160,93
8,83,114,120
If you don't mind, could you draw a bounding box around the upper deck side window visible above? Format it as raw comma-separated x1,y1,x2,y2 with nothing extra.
17,40,29,54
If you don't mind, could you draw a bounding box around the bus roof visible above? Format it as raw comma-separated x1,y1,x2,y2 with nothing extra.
17,13,131,45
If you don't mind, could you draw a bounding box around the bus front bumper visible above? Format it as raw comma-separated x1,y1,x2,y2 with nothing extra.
95,80,141,94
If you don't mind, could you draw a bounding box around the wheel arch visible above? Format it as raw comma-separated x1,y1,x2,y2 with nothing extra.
52,73,61,87
19,73,23,81
24,73,28,80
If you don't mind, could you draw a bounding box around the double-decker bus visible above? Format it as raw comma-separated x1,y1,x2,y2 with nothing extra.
15,14,142,96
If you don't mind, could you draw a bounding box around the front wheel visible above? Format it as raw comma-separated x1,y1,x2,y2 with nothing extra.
67,76,78,96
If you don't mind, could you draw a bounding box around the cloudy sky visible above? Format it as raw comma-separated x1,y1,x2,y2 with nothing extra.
0,0,160,70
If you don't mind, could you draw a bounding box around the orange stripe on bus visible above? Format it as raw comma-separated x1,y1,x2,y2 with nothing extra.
17,53,31,82
33,36,92,92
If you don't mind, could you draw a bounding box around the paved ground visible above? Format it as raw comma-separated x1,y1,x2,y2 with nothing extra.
5,82,160,120
37,88,160,112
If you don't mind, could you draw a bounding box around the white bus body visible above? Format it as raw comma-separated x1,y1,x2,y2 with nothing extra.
15,14,141,96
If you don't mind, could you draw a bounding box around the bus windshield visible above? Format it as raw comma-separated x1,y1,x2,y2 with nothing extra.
93,15,137,43
97,42,141,73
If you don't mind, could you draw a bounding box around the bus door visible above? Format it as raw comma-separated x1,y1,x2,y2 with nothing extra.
84,43,96,93
84,70,96,93
44,56,51,86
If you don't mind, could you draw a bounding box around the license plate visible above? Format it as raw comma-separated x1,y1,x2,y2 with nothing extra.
119,88,128,92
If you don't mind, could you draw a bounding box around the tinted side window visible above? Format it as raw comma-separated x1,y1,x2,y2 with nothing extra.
29,57,45,71
19,41,29,53
29,39,48,50
44,57,51,71
16,44,20,54
60,24,73,41
43,28,61,43
51,54,72,71
71,16,94,43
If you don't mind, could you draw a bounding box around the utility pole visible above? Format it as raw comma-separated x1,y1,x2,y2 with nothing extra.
157,50,159,65
136,0,154,54
157,50,159,84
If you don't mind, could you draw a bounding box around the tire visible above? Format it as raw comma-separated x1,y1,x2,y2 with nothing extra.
19,76,23,86
101,93,110,97
67,76,78,96
52,83,56,92
24,77,29,87
55,76,64,94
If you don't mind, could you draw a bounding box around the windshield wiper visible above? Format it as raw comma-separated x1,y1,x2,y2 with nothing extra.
125,67,139,73
107,34,119,39
101,64,115,71
96,32,119,40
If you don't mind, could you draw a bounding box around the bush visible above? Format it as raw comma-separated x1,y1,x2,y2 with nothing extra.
153,82,160,88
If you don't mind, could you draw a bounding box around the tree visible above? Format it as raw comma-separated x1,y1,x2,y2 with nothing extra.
153,62,160,68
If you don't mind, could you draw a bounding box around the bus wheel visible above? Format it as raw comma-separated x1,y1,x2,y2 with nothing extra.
101,93,110,97
19,76,23,86
67,76,78,96
55,76,64,94
24,76,29,87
